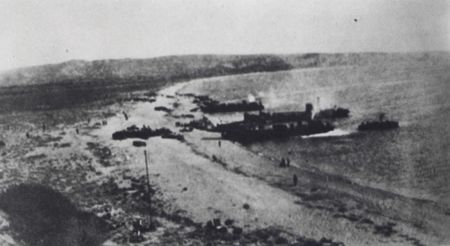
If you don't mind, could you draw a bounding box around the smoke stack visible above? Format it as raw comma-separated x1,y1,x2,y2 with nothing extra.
306,103,313,112
305,103,314,121
247,93,256,103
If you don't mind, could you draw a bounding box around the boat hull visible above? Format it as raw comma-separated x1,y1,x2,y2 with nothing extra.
220,122,334,142
358,121,399,131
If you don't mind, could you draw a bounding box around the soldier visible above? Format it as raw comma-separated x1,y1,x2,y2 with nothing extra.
280,158,286,168
133,219,143,232
293,174,298,186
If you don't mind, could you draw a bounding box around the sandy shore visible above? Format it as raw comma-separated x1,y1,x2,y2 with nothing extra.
91,81,449,245
0,80,449,246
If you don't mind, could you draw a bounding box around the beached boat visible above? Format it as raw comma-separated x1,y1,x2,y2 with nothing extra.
358,113,399,131
218,103,334,142
195,95,264,113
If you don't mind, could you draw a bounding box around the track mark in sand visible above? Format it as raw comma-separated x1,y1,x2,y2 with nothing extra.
183,140,245,175
293,192,425,246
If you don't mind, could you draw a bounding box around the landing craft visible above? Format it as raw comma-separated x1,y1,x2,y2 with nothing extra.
358,113,399,131
218,103,334,142
195,95,264,113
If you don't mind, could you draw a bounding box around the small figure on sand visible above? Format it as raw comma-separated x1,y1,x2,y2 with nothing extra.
133,219,144,233
123,111,129,121
129,219,145,243
218,140,221,147
280,157,291,168
75,127,79,134
293,174,298,186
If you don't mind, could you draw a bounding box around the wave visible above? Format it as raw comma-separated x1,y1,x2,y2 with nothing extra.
302,129,352,139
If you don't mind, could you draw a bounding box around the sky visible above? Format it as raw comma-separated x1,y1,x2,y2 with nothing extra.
0,0,448,71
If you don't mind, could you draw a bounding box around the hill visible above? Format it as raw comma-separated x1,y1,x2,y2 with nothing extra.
0,55,293,87
0,52,448,112
0,54,294,112
4,52,450,88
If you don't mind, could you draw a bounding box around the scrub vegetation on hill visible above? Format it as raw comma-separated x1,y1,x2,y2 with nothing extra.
0,55,292,112
1,52,448,112
0,184,109,246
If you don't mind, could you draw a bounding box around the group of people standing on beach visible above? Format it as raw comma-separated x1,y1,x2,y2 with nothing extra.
279,157,290,168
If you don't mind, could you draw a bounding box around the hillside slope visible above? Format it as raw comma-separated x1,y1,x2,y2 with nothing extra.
0,55,292,87
0,54,295,112
0,52,448,112
3,52,449,88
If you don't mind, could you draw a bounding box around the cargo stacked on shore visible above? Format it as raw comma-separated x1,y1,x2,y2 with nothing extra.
112,125,184,141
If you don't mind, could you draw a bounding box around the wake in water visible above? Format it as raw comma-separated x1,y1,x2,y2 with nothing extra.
302,128,353,139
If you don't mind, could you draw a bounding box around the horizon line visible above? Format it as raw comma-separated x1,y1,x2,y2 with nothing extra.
2,50,449,73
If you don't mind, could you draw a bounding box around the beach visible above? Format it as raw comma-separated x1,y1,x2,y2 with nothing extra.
0,75,449,246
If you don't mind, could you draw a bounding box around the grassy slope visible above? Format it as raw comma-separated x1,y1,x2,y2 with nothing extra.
0,54,293,112
0,52,448,113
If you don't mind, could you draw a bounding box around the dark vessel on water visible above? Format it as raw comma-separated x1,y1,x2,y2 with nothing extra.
218,103,334,142
194,95,264,113
358,113,399,131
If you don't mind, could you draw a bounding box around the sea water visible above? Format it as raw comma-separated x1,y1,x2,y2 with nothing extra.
182,57,450,205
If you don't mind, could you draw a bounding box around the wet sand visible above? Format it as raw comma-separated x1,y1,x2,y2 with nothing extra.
1,80,449,245
94,82,449,245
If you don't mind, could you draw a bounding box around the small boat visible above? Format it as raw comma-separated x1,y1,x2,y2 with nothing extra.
195,95,264,113
358,113,399,131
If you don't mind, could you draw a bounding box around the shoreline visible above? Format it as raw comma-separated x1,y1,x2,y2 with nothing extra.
0,78,448,245
91,81,449,245
176,71,449,206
